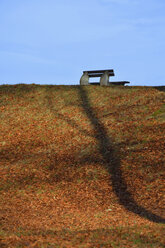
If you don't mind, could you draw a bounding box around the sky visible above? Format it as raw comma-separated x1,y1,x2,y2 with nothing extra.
0,0,165,86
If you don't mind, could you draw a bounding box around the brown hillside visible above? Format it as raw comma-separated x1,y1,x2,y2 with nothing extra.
0,84,165,247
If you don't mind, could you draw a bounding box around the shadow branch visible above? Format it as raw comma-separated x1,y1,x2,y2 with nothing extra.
78,86,165,224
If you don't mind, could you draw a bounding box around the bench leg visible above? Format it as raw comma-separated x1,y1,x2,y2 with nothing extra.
80,72,89,85
100,71,109,86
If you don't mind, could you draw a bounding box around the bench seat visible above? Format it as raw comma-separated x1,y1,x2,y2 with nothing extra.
84,70,115,78
80,69,130,86
80,69,115,86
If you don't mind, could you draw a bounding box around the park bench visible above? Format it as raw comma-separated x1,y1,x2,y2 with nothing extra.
80,69,130,86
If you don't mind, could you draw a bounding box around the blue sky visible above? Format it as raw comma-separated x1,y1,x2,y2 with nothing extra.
0,0,165,86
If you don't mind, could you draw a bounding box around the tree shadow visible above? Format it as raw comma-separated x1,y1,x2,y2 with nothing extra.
78,86,165,224
44,85,165,223
44,87,95,139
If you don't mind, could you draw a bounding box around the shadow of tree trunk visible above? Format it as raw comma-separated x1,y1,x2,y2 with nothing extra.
78,86,165,224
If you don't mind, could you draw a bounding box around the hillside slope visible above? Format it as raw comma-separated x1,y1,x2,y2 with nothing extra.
0,84,165,247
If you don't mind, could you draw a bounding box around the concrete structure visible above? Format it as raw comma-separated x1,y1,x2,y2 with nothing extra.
100,71,109,86
80,69,130,86
80,72,89,85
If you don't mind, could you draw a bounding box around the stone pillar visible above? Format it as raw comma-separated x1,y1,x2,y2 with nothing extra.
100,71,109,86
80,72,89,85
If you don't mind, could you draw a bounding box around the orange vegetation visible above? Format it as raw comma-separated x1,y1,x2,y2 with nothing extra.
0,84,164,247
